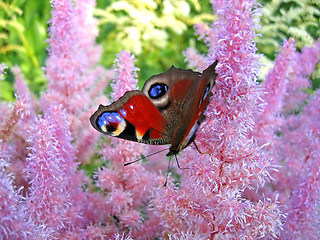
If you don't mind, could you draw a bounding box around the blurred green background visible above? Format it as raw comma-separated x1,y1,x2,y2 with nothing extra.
0,0,319,102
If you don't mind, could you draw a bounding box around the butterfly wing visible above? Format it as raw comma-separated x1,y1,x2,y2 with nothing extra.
90,61,218,154
141,61,218,155
176,61,218,152
90,90,171,145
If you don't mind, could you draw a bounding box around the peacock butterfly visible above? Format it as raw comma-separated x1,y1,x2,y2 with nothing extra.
90,61,218,157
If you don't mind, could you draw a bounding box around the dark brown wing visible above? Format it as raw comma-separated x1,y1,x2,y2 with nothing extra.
141,61,218,155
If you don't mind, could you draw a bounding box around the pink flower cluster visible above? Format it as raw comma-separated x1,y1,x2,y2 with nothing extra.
253,38,320,239
155,0,284,238
0,0,319,239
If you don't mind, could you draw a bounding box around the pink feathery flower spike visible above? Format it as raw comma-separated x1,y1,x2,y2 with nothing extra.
111,50,140,101
43,0,110,163
0,0,319,238
0,147,35,239
253,38,320,238
153,0,283,239
253,38,296,144
24,105,81,237
95,51,163,239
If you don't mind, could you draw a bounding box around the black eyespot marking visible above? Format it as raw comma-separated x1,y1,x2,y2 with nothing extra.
118,121,137,141
148,83,168,99
106,125,117,132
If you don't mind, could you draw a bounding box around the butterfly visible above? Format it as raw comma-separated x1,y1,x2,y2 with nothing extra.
90,61,218,157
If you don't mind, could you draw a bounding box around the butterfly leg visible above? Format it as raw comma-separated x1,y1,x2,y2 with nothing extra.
164,155,190,186
193,141,210,155
174,155,189,170
164,157,171,187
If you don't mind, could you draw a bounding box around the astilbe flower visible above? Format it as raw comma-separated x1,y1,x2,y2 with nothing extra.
0,67,32,142
194,22,218,56
280,90,320,239
0,144,36,239
24,105,82,237
183,48,208,71
283,39,320,113
101,51,145,163
183,21,217,71
113,233,134,240
253,38,320,239
253,38,296,144
72,0,115,163
0,0,113,238
0,105,90,239
42,0,111,163
0,67,34,192
1,0,320,239
168,231,207,240
95,51,163,239
152,0,283,238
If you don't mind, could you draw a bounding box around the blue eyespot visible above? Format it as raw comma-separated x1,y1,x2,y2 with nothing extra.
148,83,168,99
97,112,124,133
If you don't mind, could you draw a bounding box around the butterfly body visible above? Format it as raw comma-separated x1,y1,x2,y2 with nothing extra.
90,61,218,156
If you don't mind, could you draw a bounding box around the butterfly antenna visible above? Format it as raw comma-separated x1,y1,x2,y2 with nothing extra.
124,147,170,166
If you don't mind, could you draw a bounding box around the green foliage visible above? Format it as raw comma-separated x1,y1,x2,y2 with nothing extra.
0,0,319,99
257,0,320,89
95,0,213,88
257,0,320,58
0,0,51,101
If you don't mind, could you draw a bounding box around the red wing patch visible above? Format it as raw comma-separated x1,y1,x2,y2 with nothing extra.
120,94,167,139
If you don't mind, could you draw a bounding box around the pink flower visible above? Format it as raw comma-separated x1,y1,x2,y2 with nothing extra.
0,66,33,143
153,0,283,238
119,209,141,228
0,0,319,238
113,233,134,240
194,22,218,53
22,104,101,237
111,50,140,101
183,48,208,70
254,38,296,144
42,0,111,163
24,105,80,235
12,66,36,126
93,51,162,238
0,151,35,239
100,50,144,164
251,37,320,238
276,89,320,239
74,0,101,67
283,40,320,112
